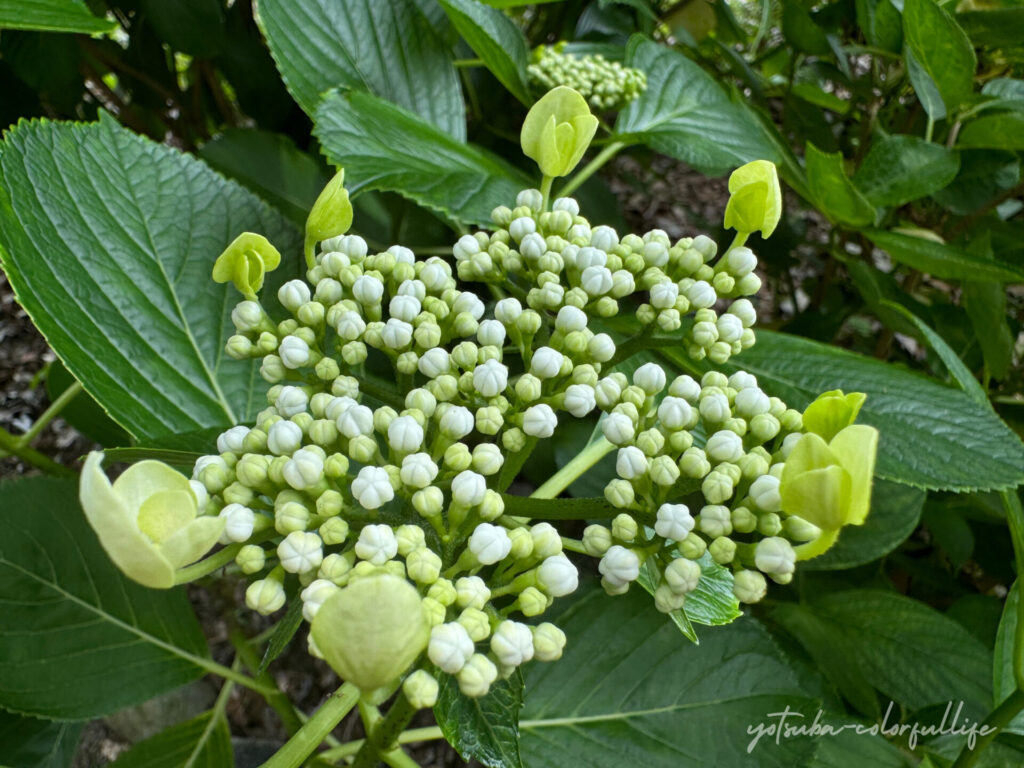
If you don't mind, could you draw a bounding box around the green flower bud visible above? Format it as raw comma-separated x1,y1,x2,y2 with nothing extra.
521,86,599,178
702,470,735,505
427,578,457,606
476,406,504,435
650,455,681,487
403,670,439,710
324,453,350,479
212,232,282,299
311,575,429,691
444,442,473,472
306,169,353,258
604,479,635,509
731,506,757,533
611,513,638,543
678,533,707,560
517,586,549,617
396,524,426,556
733,569,768,604
502,428,527,453
679,448,711,479
319,552,354,584
653,583,686,613
315,356,341,381
457,608,492,642
236,544,266,575
421,596,447,626
406,548,442,584
457,653,498,698
413,486,444,518
667,430,694,453
758,512,783,537
709,536,736,564
784,515,822,542
319,516,350,545
276,501,310,535
583,524,612,556
479,490,505,522
347,435,378,464
664,557,701,594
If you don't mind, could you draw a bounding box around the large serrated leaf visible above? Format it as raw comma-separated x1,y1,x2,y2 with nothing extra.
256,0,465,138
864,229,1024,283
0,0,115,34
660,330,1024,492
439,0,532,105
0,711,82,768
0,477,210,720
805,143,875,227
519,584,818,767
615,36,792,178
903,0,976,114
313,90,532,227
852,135,960,207
435,671,523,768
108,711,233,768
500,494,618,520
0,114,301,441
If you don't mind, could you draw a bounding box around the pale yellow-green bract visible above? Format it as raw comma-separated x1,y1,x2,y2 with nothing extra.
723,160,782,238
520,86,599,178
211,231,282,299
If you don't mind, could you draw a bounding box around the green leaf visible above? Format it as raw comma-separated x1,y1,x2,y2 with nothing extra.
615,36,786,177
957,8,1024,49
856,0,903,53
923,502,974,570
863,229,1024,283
46,357,131,448
904,45,948,122
776,590,992,712
853,135,960,207
137,0,224,57
994,582,1024,733
257,0,465,138
782,2,830,55
108,712,234,768
439,0,531,105
313,90,532,226
499,494,618,520
0,711,82,768
520,584,818,768
963,276,1014,382
661,330,1024,492
435,670,523,768
0,0,115,34
802,479,926,571
638,551,742,642
903,0,977,114
958,113,1024,151
199,129,331,226
0,115,301,442
259,596,304,674
0,477,210,719
805,143,875,227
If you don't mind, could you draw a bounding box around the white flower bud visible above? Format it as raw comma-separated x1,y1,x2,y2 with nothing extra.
520,232,546,260
440,405,474,439
698,505,732,537
581,265,612,296
389,294,421,323
218,503,255,543
634,362,666,395
523,403,557,438
458,653,498,698
705,430,745,463
272,387,307,419
564,384,596,417
381,318,413,349
734,570,768,603
452,291,485,320
725,246,757,276
301,579,340,622
267,420,303,456
664,558,701,595
728,298,757,327
429,622,476,674
494,297,523,325
588,333,616,362
537,554,578,597
325,396,357,422
352,274,384,305
400,453,438,488
472,444,504,476
594,377,622,409
469,523,511,565
388,415,424,453
404,670,439,709
418,348,450,379
599,545,640,588
686,280,717,309
453,234,482,261
650,281,679,310
575,246,607,270
616,446,648,480
452,470,487,507
333,310,366,341
477,319,506,347
734,387,771,418
717,313,744,344
473,359,509,398
455,576,491,610
355,524,399,565
699,393,731,423
279,280,311,312
509,216,536,241
654,503,694,540
246,578,286,614
284,447,325,490
601,412,635,446
490,621,535,667
352,466,395,510
755,537,796,576
232,300,264,332
279,335,311,369
656,397,691,430
217,425,250,454
590,224,618,252
189,480,208,510
749,474,782,512
669,375,702,401
278,531,324,574
555,305,588,333
530,347,563,379
337,404,374,438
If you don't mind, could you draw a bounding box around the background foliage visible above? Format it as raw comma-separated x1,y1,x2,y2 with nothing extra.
0,0,1023,766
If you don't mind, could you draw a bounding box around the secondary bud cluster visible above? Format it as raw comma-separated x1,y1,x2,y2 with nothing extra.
528,44,647,112
455,189,760,365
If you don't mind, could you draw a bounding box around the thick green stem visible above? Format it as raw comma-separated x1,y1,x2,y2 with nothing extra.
560,141,626,198
540,174,554,212
18,381,82,447
174,528,277,585
229,630,304,736
304,235,317,270
259,684,361,768
320,726,443,761
951,688,1024,768
0,426,76,477
530,437,615,499
1003,490,1024,692
725,230,749,255
351,693,418,768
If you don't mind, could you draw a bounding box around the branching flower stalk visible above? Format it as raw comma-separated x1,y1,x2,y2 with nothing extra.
76,88,878,768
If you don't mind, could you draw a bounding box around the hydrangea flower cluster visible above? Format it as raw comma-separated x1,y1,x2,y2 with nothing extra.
78,88,877,713
528,43,647,111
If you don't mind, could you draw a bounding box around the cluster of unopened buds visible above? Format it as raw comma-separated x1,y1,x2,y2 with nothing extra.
528,43,647,111
78,87,877,710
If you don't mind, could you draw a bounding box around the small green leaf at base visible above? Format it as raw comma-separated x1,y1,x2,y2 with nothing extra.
435,670,524,768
